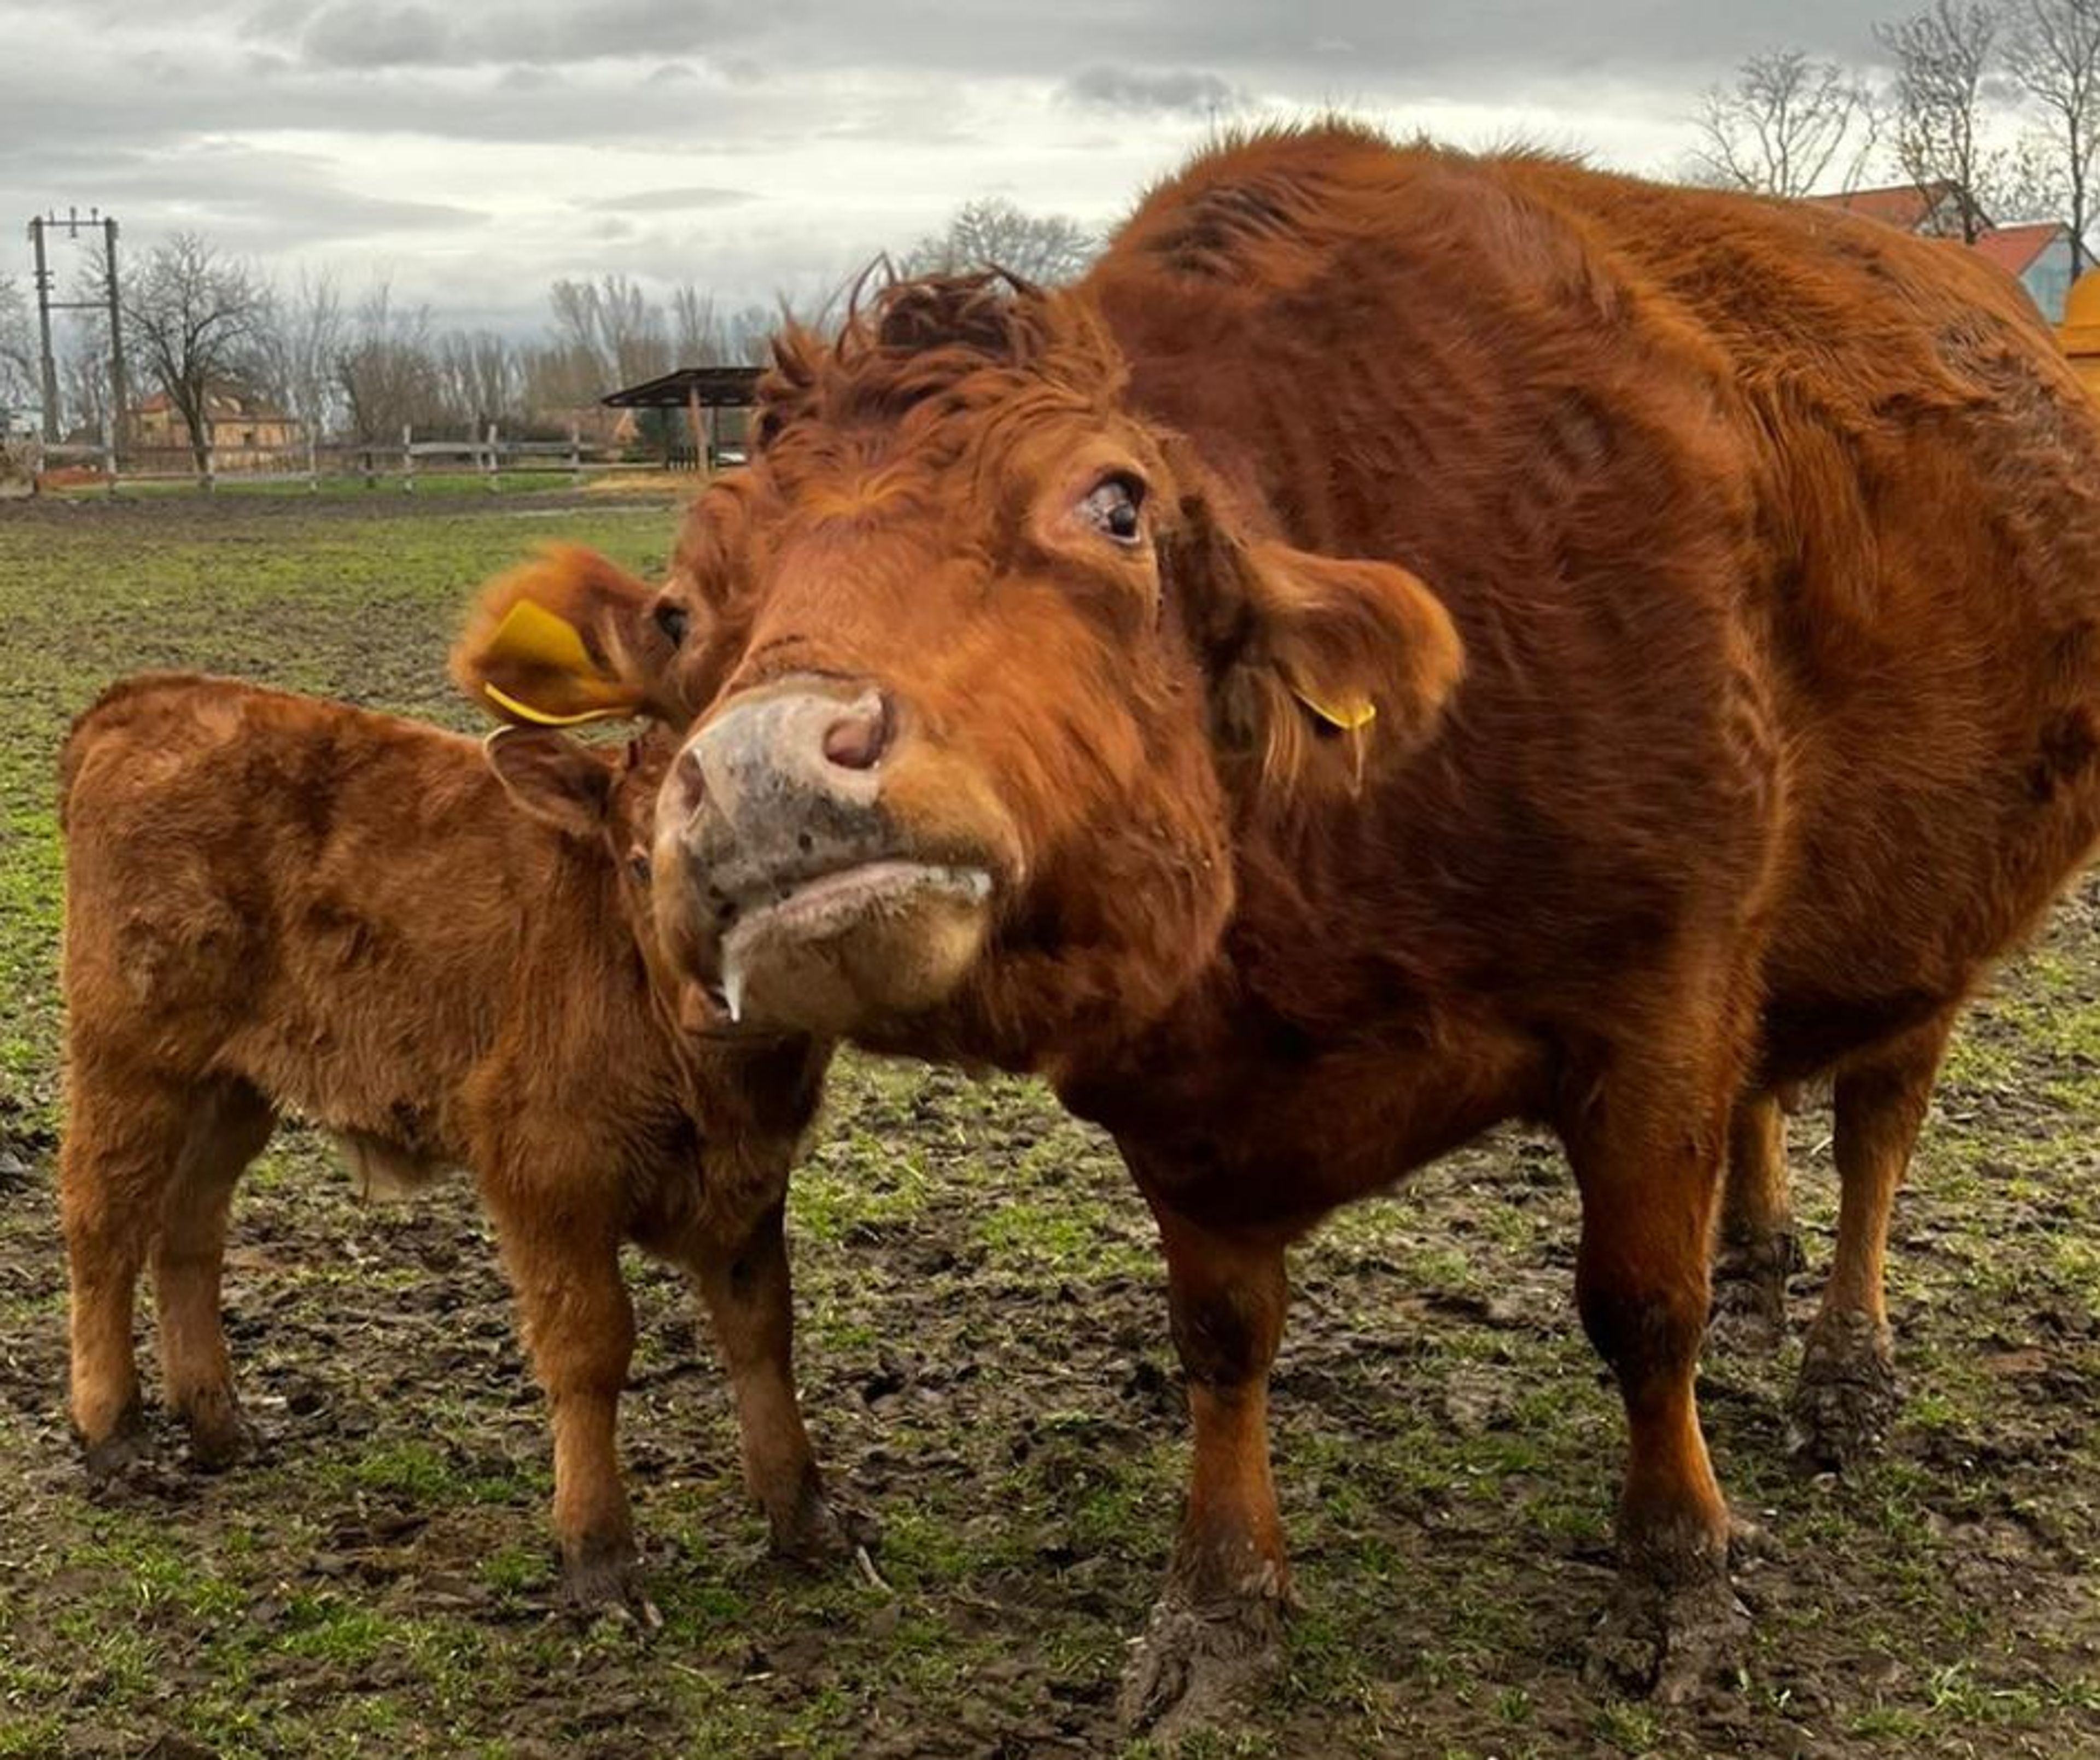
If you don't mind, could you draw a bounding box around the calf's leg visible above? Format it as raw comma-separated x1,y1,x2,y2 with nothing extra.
689,1199,847,1563
1117,1198,1292,1737
153,1082,275,1469
482,1179,641,1609
1788,1014,1952,1469
1565,1072,1746,1701
62,1070,196,1478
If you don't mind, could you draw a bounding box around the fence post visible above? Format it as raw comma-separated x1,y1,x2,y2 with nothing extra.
401,424,414,494
486,421,499,493
307,432,319,494
568,423,581,488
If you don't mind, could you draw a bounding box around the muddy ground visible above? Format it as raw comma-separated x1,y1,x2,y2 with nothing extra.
1,494,2096,1757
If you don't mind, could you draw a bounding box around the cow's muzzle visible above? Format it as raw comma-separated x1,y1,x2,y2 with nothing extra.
654,676,999,1035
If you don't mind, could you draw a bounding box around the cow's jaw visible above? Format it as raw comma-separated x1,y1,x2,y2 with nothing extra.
711,858,994,1031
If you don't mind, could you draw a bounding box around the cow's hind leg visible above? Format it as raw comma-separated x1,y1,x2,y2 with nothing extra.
1117,1195,1293,1739
1712,1087,1799,1345
153,1081,275,1470
483,1176,641,1612
687,1199,850,1565
1788,1014,1953,1470
62,1069,223,1481
1565,1062,1748,1702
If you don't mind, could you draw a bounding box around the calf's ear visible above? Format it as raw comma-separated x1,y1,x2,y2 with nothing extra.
483,726,614,840
452,545,667,727
1170,500,1464,795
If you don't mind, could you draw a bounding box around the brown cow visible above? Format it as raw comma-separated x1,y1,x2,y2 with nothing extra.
58,671,842,1609
453,126,2100,1723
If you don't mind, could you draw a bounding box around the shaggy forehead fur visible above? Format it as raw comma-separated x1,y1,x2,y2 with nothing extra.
752,274,1135,493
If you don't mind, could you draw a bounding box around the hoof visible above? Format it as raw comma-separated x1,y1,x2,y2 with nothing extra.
1117,1584,1288,1741
1710,1228,1799,1347
1584,1564,1751,1705
559,1534,656,1626
80,1400,151,1487
768,1484,879,1571
1787,1311,1898,1471
182,1390,257,1473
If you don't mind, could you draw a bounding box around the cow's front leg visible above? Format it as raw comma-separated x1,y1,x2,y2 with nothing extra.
1117,1198,1292,1738
482,1179,642,1614
1566,1078,1748,1702
689,1199,851,1566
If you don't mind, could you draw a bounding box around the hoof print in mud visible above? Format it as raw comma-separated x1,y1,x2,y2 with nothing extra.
1583,1570,1752,1705
1116,1591,1288,1741
1787,1312,1900,1470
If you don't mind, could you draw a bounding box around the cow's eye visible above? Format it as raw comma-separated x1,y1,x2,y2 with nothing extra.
654,600,690,645
1080,475,1145,545
627,847,651,884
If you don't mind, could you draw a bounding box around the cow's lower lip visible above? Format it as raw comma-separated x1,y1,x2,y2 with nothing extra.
716,859,994,1021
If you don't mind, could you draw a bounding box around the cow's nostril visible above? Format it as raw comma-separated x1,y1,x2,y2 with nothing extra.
821,694,890,771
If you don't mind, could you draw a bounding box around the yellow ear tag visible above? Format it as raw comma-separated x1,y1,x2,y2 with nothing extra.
1290,686,1377,733
478,599,638,727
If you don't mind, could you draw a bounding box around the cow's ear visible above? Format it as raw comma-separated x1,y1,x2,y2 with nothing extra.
452,545,667,727
1170,499,1463,794
482,726,615,840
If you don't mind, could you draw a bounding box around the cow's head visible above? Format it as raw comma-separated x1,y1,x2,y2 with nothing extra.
477,722,699,1008
457,278,1463,1067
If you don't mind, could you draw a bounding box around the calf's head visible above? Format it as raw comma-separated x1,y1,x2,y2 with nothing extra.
458,279,1463,1067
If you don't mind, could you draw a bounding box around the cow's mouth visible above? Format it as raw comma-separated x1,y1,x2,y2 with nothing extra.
698,855,999,1035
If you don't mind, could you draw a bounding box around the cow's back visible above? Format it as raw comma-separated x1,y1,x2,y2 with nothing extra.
60,674,588,1155
1089,129,2100,1077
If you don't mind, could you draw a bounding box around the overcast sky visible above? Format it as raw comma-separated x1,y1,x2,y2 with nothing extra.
2,1,1913,335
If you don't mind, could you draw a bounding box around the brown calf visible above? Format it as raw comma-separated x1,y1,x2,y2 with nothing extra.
59,672,839,1606
455,128,2100,1725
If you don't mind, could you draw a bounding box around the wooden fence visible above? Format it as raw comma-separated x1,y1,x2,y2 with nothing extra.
29,424,648,496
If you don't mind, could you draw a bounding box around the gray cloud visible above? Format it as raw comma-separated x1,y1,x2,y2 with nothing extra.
301,2,449,69
0,0,1951,331
594,185,760,213
1059,67,1249,119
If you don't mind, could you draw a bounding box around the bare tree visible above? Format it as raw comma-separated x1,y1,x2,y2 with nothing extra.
725,303,780,366
669,283,726,363
336,279,444,443
1877,0,2005,240
1691,49,1880,195
60,317,112,443
549,274,672,393
434,329,526,430
1982,128,2075,217
255,267,346,443
901,197,1099,283
119,232,271,474
0,277,35,431
2006,0,2100,271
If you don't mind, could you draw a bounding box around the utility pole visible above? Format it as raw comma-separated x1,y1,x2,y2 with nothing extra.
27,207,125,453
29,217,58,443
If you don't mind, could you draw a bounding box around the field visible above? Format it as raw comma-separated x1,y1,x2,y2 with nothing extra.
1,494,2096,1758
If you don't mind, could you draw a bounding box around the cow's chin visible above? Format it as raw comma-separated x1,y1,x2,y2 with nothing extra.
712,860,994,1039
